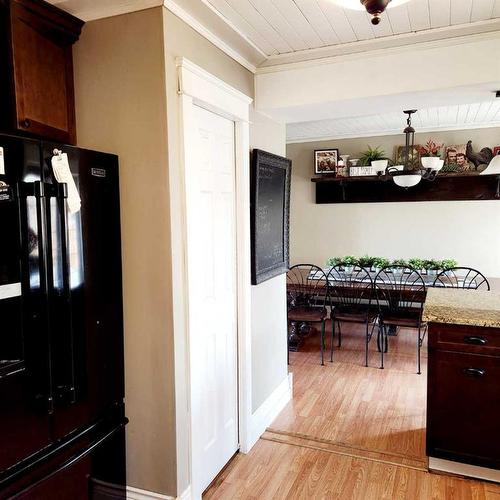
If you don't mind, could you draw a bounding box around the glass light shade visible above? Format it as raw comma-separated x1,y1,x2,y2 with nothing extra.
329,0,411,10
393,174,422,188
480,155,500,175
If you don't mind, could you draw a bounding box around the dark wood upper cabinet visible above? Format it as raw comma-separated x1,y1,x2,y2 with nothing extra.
0,0,84,144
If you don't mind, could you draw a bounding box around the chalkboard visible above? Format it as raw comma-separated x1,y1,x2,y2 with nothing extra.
251,149,291,285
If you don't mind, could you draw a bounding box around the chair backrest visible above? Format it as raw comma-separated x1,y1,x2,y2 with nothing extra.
374,266,426,317
433,267,490,291
287,264,329,309
326,265,373,310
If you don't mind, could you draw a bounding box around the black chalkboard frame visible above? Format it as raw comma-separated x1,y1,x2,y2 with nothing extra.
250,149,291,285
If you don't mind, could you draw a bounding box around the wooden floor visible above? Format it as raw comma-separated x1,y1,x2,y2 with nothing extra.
204,321,500,499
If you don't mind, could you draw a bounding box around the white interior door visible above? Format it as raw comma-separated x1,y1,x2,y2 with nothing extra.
185,104,239,497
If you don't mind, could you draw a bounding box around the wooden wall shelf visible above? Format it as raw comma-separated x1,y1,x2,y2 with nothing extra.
311,173,500,204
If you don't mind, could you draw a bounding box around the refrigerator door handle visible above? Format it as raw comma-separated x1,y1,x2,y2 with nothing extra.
17,181,55,414
54,182,76,405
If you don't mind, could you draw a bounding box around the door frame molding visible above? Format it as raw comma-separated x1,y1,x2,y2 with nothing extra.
175,57,253,497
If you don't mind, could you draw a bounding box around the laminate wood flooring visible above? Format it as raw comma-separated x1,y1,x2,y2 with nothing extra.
204,321,500,499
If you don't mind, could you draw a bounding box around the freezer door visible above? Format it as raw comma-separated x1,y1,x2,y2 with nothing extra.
0,135,52,473
41,143,124,440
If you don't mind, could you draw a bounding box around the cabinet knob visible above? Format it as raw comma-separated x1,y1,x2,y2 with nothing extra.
21,119,31,129
463,367,486,377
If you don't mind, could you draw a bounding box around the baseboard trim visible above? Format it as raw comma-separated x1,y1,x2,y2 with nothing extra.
429,457,500,483
246,372,293,451
127,485,191,500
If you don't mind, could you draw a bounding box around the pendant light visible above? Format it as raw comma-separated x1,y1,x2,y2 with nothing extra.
386,110,444,188
387,110,422,188
330,0,411,24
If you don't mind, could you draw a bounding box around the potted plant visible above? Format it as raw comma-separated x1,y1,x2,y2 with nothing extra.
327,256,343,268
390,258,408,274
372,257,389,273
417,140,444,171
360,146,392,173
440,259,457,271
341,255,358,273
409,258,425,272
424,259,441,275
358,255,375,269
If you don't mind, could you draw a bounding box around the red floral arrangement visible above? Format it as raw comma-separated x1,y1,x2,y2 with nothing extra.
417,139,444,157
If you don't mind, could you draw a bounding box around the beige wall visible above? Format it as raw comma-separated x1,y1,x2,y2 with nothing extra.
287,128,500,278
73,8,177,496
249,109,288,412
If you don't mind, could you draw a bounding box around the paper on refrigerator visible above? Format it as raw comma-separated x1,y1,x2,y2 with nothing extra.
51,152,81,213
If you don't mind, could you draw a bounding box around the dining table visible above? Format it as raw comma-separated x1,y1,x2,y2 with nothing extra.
286,267,499,352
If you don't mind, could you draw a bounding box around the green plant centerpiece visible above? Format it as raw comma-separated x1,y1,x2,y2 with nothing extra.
423,259,441,274
360,146,392,167
440,259,458,271
409,258,424,270
391,258,408,267
358,255,375,268
372,257,389,271
390,258,408,274
327,257,343,267
341,255,358,272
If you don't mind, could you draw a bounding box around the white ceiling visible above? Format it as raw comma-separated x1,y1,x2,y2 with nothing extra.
287,100,500,142
49,0,500,69
204,0,500,58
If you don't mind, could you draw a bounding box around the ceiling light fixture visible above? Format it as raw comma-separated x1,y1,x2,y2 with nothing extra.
385,110,443,188
330,0,411,25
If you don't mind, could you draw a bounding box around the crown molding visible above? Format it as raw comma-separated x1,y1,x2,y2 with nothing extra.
64,0,163,21
257,19,500,74
163,0,257,73
286,122,500,144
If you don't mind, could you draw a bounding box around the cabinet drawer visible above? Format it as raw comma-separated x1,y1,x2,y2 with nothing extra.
429,323,500,356
427,350,500,469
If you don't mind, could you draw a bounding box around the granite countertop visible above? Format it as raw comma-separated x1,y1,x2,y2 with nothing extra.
423,288,500,328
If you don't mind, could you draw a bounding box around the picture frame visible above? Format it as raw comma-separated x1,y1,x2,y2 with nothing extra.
250,149,291,285
314,149,339,175
443,144,472,172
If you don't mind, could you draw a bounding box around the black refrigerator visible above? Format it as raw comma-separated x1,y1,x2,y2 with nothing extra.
0,133,127,499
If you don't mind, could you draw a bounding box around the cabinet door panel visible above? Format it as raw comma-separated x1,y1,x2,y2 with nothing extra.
3,0,83,144
427,350,500,468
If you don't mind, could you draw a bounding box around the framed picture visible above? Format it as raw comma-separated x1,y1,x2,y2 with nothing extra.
250,149,291,285
443,144,472,172
314,149,338,174
395,145,421,169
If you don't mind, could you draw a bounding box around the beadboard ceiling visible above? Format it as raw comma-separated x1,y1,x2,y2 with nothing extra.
48,0,500,70
286,100,500,142
205,0,500,58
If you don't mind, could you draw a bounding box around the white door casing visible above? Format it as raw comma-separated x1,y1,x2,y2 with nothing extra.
175,58,253,500
186,105,238,495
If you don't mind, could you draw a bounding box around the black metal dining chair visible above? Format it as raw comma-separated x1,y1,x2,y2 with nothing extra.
326,265,378,367
287,264,329,365
374,266,427,374
433,267,490,290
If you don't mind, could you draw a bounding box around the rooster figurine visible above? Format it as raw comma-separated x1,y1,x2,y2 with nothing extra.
466,140,493,171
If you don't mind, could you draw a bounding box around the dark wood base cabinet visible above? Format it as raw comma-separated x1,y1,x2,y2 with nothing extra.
427,322,500,470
